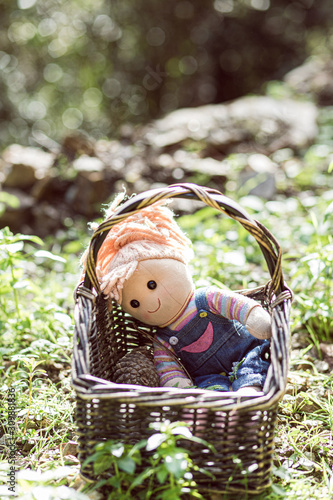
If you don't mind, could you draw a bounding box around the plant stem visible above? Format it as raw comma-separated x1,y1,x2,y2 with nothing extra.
113,462,122,494
9,258,21,319
23,372,33,436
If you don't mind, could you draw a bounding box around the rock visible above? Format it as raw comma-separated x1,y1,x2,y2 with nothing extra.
2,144,55,189
95,139,141,172
180,156,228,177
3,163,37,190
22,437,37,451
247,153,277,174
178,156,228,191
124,157,150,184
72,155,105,172
144,96,318,154
225,96,318,153
285,372,309,395
68,171,111,216
319,343,333,370
148,148,229,189
313,359,330,373
284,57,333,106
0,189,34,233
295,393,320,413
0,435,11,451
62,133,95,159
60,440,78,457
31,202,64,237
291,331,311,349
238,153,278,199
0,93,320,237
31,175,70,203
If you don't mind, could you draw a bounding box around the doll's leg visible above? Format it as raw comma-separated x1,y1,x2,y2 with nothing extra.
226,345,269,440
235,385,262,395
194,373,232,391
230,341,270,392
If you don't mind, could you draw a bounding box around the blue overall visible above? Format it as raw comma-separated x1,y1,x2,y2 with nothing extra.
157,288,270,391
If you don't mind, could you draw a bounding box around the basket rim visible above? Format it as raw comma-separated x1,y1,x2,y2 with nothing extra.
72,370,284,411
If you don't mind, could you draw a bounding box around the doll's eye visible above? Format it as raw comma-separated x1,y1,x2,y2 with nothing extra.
147,280,157,290
130,300,140,308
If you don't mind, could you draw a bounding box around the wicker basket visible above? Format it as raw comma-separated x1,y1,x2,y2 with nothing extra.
71,183,292,495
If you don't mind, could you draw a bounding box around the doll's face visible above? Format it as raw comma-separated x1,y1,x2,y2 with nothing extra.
121,258,193,326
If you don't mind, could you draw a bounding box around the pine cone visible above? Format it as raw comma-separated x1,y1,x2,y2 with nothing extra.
113,348,159,387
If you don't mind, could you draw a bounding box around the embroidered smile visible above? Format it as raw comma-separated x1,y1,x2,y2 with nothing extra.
148,298,161,313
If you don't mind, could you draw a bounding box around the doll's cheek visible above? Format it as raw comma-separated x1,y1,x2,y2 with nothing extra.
141,312,151,322
127,306,149,323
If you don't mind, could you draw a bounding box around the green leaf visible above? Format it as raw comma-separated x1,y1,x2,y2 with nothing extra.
156,466,169,484
54,312,72,327
34,250,66,263
128,439,147,457
107,475,121,488
0,192,20,209
0,284,13,294
159,486,182,500
118,456,136,474
271,483,287,495
164,455,188,479
273,465,292,481
324,200,333,220
170,426,192,438
129,467,154,489
13,280,30,290
5,241,24,254
328,159,333,173
20,234,44,245
93,455,114,475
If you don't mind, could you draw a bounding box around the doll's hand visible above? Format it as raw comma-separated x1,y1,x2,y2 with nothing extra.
163,377,193,389
245,306,271,339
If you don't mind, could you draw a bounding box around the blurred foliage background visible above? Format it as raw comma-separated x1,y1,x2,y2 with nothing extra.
1,0,333,147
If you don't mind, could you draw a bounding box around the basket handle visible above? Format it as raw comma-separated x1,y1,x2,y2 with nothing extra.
83,183,285,301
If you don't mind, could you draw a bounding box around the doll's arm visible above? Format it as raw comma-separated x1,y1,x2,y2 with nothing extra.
245,305,271,339
208,287,271,339
153,338,193,388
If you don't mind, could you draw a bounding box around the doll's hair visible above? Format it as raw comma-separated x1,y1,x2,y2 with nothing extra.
81,195,193,303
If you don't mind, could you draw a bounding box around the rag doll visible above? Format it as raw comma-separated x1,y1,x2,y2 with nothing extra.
81,196,271,394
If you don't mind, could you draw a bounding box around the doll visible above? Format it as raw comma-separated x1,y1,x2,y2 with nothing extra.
81,197,271,394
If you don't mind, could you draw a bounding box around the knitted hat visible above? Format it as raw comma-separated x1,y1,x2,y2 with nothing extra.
81,197,193,304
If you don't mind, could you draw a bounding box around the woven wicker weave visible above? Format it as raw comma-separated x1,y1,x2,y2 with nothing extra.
72,183,292,495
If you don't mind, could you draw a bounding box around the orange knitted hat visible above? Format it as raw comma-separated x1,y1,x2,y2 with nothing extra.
81,197,193,303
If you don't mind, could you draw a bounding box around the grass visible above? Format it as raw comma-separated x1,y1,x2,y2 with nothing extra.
1,107,333,499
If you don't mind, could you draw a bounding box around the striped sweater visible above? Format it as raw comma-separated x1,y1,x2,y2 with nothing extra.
153,286,259,386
